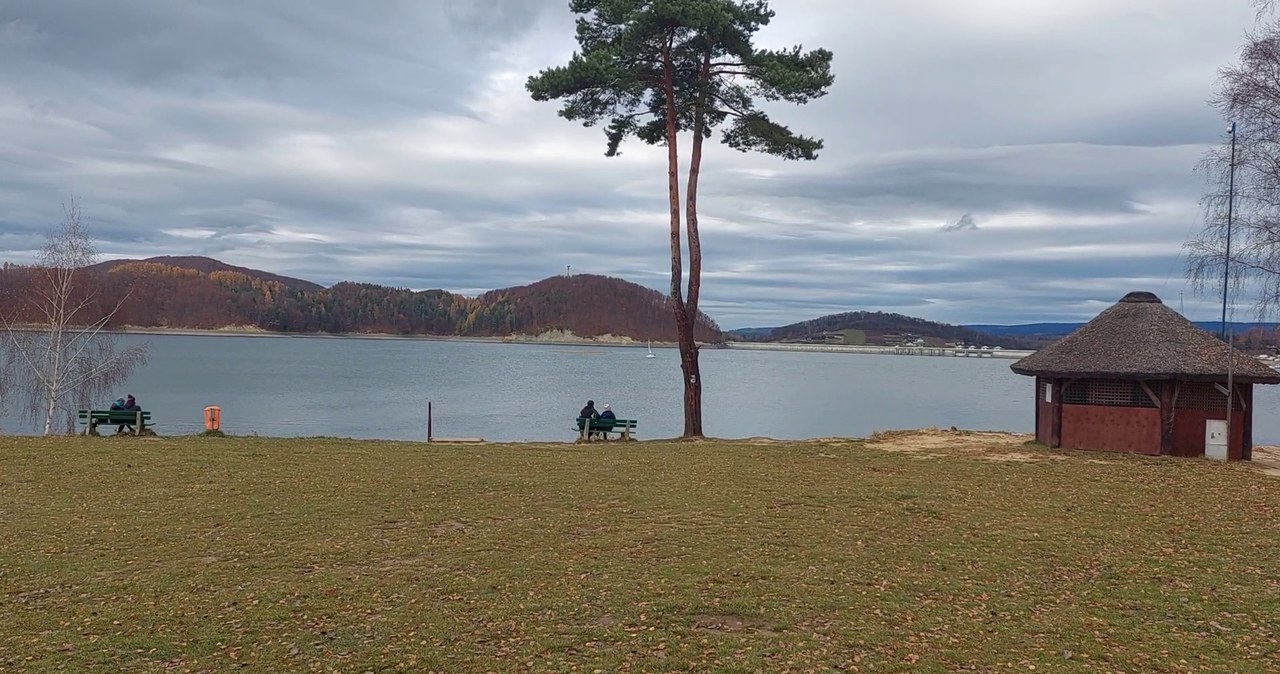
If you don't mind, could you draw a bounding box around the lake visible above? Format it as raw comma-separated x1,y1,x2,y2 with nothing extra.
5,333,1280,443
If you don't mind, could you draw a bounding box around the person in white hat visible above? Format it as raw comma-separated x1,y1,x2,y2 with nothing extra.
597,403,617,438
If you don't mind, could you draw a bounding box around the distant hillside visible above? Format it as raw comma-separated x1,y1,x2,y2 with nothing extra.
724,327,774,341
476,275,720,342
0,261,721,342
968,321,1280,339
741,311,1040,349
91,255,324,292
964,323,1084,338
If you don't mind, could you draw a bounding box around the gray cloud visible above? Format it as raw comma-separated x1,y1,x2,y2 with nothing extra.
0,0,1260,328
941,214,978,232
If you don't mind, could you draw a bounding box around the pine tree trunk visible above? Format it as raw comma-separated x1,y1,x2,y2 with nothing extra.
678,51,711,439
660,36,702,438
677,312,702,437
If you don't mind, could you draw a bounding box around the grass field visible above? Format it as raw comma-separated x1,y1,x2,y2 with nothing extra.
3,432,1280,673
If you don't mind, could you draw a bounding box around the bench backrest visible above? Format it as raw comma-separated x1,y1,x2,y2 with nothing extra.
78,410,152,421
576,416,637,427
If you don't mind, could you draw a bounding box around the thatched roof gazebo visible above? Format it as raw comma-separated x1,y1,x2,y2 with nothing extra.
1011,291,1280,460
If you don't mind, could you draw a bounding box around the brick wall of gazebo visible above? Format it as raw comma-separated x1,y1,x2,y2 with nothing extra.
1034,377,1253,460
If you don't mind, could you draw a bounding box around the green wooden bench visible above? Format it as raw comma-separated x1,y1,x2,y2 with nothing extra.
575,417,638,441
78,409,153,436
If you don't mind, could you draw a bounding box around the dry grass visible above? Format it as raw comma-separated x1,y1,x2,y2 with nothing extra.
3,433,1280,672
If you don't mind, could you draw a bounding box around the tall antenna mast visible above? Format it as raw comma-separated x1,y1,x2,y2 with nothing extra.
1223,122,1238,458
1221,122,1237,339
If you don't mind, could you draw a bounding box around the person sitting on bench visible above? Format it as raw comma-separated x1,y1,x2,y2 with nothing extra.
109,397,126,433
579,400,600,438
594,404,617,438
115,394,141,434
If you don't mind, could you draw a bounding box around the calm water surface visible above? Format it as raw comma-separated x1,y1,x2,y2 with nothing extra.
6,334,1280,443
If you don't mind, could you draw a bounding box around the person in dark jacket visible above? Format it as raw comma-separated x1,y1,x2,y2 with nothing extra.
117,394,141,433
579,400,599,438
108,398,126,433
594,403,617,439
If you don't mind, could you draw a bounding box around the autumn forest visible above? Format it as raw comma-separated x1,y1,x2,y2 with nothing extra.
0,256,723,342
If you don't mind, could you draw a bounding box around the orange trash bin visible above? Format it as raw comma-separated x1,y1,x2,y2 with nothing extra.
203,406,221,431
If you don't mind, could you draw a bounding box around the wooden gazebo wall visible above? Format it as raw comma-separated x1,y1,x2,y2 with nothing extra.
1034,378,1253,459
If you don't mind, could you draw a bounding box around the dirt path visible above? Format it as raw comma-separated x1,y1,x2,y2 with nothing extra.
521,429,1280,477
861,428,1047,462
1252,446,1280,477
866,429,1280,477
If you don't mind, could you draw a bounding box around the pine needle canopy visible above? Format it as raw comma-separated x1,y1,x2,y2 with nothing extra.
526,0,834,159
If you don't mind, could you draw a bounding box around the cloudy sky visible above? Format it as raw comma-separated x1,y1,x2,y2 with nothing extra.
0,0,1261,327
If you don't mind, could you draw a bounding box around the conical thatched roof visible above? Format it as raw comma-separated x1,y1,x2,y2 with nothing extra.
1010,291,1280,384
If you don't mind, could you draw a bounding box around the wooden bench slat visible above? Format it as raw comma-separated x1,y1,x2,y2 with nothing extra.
77,409,154,436
78,412,152,421
574,417,638,441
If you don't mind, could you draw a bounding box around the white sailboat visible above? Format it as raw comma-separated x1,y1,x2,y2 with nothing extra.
646,341,656,358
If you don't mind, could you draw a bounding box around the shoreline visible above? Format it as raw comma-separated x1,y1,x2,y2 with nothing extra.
105,326,694,348
725,341,1034,359
103,327,1036,356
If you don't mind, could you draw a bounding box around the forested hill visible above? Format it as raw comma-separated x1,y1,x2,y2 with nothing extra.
0,258,722,342
89,255,324,292
969,321,1280,338
733,311,1041,349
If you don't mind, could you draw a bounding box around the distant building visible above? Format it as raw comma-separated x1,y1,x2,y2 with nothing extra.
874,332,921,347
1010,291,1280,460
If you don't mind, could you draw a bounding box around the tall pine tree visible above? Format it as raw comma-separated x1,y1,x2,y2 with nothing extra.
528,0,833,437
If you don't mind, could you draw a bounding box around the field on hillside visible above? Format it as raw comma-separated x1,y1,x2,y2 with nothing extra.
3,433,1280,673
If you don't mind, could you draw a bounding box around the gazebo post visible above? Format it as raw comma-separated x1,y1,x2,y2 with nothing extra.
1050,379,1064,449
1158,380,1174,456
1243,384,1254,461
1034,378,1041,443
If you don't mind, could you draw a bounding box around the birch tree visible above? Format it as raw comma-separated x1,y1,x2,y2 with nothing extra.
1186,0,1280,315
527,0,833,437
3,201,148,435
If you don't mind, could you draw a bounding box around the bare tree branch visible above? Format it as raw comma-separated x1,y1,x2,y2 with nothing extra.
1186,19,1280,319
2,199,150,435
1259,0,1278,21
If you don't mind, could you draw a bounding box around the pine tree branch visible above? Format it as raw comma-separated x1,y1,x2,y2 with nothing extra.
708,91,751,118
